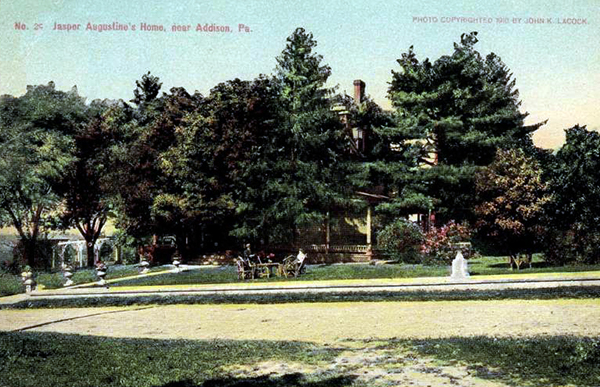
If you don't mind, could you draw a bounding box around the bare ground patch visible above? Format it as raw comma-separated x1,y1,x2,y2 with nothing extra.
1,300,598,386
2,299,598,341
218,342,511,387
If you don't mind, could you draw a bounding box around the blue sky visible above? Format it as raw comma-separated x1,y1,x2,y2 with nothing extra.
1,0,598,148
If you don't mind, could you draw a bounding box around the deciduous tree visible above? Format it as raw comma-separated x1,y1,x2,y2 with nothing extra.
474,148,550,269
0,83,85,267
542,125,600,264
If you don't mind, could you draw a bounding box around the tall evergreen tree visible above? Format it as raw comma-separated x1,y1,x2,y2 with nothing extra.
257,27,353,246
387,32,545,222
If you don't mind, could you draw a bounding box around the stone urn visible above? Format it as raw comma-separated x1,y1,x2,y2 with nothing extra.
139,254,150,275
96,262,107,286
21,266,35,293
62,263,74,287
172,251,182,273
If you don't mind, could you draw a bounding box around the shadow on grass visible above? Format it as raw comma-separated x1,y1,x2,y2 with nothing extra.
404,336,600,387
0,331,343,387
485,261,554,269
159,374,357,387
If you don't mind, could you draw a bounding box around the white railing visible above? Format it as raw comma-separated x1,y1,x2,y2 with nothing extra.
304,244,370,253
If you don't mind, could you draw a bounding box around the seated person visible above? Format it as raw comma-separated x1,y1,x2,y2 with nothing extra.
296,249,306,265
243,244,261,264
243,244,251,260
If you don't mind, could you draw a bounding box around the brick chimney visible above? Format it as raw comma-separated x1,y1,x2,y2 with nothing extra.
353,79,365,104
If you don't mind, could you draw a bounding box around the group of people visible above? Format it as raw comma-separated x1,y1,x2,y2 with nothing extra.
241,244,306,267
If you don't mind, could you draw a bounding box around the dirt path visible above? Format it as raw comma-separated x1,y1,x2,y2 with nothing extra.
3,299,599,387
3,299,599,341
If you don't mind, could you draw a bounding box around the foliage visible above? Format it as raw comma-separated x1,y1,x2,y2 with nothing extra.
543,125,600,264
0,83,85,267
161,78,275,250
0,273,24,296
111,229,140,264
387,32,545,222
474,148,550,268
36,271,66,289
0,249,22,275
130,71,163,112
421,220,472,264
252,27,353,246
377,218,424,262
57,101,120,266
543,228,600,266
104,79,205,254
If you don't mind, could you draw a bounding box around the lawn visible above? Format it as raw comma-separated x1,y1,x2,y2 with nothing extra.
0,265,169,297
5,286,600,309
35,264,168,290
1,331,598,387
2,255,600,298
108,254,600,288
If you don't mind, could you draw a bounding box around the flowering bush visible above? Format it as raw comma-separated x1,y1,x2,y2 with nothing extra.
377,219,424,263
421,221,472,264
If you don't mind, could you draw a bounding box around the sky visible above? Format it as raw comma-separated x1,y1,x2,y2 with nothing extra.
1,0,598,149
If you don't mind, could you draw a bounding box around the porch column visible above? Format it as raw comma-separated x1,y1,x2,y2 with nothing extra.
325,211,331,253
114,245,122,263
78,243,85,267
366,205,373,258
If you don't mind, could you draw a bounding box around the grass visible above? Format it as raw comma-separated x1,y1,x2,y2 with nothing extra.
0,331,346,387
108,255,600,288
403,335,600,386
35,264,168,290
1,331,598,387
3,255,600,297
4,286,600,309
1,266,146,297
0,265,169,297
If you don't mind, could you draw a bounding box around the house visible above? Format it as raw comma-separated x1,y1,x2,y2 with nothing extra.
299,80,389,263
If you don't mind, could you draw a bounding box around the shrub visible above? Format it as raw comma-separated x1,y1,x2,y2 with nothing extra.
12,239,56,270
112,230,139,265
542,225,600,265
36,272,65,289
72,269,97,284
377,219,424,263
421,221,471,264
0,257,22,275
0,273,24,296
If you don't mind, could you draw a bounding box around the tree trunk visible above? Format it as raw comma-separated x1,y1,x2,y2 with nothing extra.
86,239,96,267
21,238,37,268
176,233,188,262
76,215,107,267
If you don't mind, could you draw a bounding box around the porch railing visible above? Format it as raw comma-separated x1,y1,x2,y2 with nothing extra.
304,244,371,253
